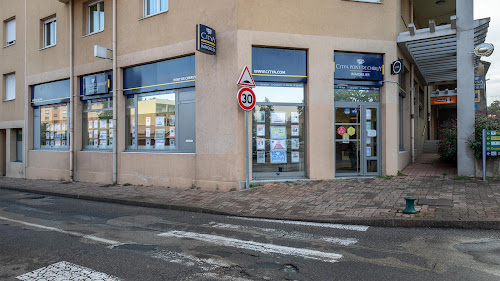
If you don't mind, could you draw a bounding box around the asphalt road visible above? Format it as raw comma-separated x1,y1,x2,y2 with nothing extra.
0,189,499,281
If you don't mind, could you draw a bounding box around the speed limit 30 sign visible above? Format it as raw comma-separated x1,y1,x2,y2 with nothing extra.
237,87,256,111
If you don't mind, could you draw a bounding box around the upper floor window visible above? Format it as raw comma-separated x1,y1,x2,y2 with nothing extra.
4,73,15,101
43,17,56,48
144,0,168,17
4,18,16,46
88,1,104,34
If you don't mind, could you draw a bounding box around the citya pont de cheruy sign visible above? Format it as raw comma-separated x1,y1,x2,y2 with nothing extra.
196,24,216,55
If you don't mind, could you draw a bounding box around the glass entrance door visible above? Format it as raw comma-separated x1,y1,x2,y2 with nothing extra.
335,105,380,176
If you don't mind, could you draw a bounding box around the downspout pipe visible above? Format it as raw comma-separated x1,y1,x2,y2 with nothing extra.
23,0,27,178
112,0,117,184
410,64,415,163
69,0,74,181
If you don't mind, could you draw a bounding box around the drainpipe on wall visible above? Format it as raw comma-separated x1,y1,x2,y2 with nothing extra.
112,0,117,184
410,0,414,23
69,0,74,181
23,0,27,178
410,64,415,163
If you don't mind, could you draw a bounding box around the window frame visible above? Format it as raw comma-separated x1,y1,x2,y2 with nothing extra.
143,0,168,17
42,17,57,48
87,0,104,35
126,87,195,153
4,73,16,101
5,18,16,46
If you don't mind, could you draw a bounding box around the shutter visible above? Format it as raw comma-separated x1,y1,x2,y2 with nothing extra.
6,19,16,44
6,74,16,100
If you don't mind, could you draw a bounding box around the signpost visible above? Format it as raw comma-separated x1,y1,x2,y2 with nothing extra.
237,67,256,189
482,130,500,180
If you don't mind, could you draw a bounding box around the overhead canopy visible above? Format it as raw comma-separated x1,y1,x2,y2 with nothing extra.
397,17,490,85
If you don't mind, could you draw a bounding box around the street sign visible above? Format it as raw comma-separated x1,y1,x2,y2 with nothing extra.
237,87,256,111
237,66,256,87
485,130,500,155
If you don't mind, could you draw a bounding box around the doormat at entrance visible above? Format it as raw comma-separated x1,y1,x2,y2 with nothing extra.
417,198,454,207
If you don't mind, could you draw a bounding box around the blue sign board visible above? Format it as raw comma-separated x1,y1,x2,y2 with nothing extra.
344,108,350,115
334,52,384,81
31,79,70,106
475,76,485,90
352,108,358,115
196,24,216,55
252,47,307,83
81,72,112,100
123,55,195,95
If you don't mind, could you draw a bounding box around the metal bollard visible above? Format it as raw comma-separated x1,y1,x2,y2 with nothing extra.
403,197,418,214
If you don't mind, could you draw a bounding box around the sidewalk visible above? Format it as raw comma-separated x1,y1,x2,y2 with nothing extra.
0,175,499,230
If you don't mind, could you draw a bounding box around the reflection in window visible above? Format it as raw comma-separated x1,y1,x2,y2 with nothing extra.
334,85,380,102
88,1,104,34
253,82,304,103
39,104,69,149
83,98,113,150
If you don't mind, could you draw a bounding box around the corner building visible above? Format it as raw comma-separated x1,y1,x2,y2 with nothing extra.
0,0,486,189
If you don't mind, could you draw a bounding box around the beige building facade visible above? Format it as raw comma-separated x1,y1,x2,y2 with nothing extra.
0,0,486,190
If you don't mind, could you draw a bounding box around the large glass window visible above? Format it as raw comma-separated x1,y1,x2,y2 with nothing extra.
334,85,379,102
88,1,104,34
144,0,168,17
16,129,22,162
252,83,305,178
126,87,195,152
43,17,56,48
38,104,69,149
83,98,113,150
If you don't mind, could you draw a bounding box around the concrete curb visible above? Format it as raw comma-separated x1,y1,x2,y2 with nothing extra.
1,185,499,230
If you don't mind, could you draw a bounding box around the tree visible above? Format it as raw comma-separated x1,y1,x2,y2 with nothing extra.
488,100,500,116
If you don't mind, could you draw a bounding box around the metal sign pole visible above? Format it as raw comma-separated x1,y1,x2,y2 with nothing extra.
482,129,486,180
245,110,250,189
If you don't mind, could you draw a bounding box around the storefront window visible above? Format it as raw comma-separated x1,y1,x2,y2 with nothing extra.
38,104,69,149
126,87,195,152
83,98,113,150
334,85,379,102
252,83,305,178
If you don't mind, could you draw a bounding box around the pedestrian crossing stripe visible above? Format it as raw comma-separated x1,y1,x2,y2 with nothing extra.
16,261,121,281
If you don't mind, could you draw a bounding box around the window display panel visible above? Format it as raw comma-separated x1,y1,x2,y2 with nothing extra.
137,91,175,150
83,98,113,150
252,83,305,177
40,104,69,149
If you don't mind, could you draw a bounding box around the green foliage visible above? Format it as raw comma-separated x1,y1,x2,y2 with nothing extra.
397,171,407,177
488,100,500,116
467,113,500,159
437,120,457,163
122,183,132,186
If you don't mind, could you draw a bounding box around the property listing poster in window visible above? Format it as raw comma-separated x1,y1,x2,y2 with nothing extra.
145,139,151,147
291,138,299,150
89,120,93,129
256,111,265,123
169,115,175,126
270,126,286,140
291,125,299,136
257,151,265,163
155,116,165,127
109,120,114,128
169,127,175,138
270,112,286,124
292,151,300,163
145,128,151,138
291,112,299,123
100,120,107,128
156,140,165,148
270,151,286,163
146,117,151,127
256,138,265,150
257,124,265,136
169,139,175,147
155,129,165,139
270,139,287,151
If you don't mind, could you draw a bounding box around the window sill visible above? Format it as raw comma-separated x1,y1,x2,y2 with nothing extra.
81,149,112,152
343,0,383,3
3,98,15,102
3,42,15,48
138,9,168,21
82,30,104,38
39,44,56,51
124,150,195,155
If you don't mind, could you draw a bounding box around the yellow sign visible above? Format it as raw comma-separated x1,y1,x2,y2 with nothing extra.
489,136,500,141
342,134,349,143
347,127,356,136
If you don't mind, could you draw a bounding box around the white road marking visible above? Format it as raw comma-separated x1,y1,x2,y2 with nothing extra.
0,215,120,245
152,250,234,271
228,216,369,232
158,231,343,263
207,222,358,246
16,261,121,281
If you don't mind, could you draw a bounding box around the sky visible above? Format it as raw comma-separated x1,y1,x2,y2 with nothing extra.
475,0,499,106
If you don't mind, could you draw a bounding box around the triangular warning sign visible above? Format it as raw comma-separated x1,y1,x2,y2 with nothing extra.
237,65,256,87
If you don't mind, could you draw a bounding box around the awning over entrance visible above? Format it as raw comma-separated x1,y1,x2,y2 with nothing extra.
397,18,490,85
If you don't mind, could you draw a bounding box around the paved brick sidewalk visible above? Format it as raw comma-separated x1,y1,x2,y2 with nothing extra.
0,176,499,229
